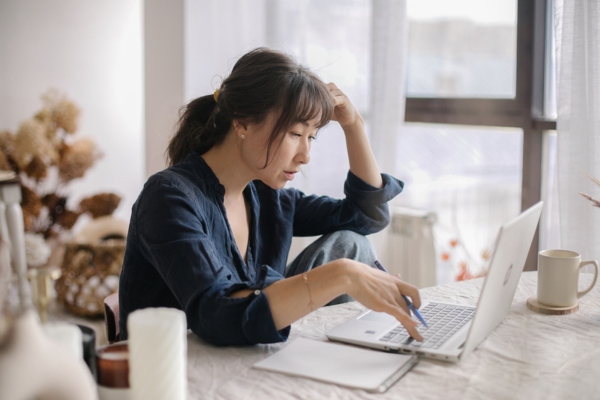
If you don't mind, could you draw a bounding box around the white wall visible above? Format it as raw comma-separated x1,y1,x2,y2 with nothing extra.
0,0,144,227
144,0,184,177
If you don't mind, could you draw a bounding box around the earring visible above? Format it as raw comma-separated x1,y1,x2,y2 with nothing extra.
240,134,246,139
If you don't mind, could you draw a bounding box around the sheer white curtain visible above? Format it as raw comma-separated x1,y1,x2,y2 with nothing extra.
367,0,409,265
369,0,408,175
555,0,600,262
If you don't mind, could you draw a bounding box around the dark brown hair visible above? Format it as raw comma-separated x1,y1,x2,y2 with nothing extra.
167,47,335,166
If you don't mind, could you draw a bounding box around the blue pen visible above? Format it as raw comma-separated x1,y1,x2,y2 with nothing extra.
373,260,429,328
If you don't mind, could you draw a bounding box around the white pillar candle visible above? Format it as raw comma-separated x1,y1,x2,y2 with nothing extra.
128,308,187,400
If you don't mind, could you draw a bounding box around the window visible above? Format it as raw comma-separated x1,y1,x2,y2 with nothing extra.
403,0,555,277
407,0,518,98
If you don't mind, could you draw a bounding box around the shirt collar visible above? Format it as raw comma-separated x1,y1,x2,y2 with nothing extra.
190,151,226,197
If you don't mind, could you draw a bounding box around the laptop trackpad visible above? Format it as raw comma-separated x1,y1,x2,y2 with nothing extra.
358,311,397,324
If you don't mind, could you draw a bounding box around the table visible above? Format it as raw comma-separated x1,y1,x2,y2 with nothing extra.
41,271,600,399
182,271,600,399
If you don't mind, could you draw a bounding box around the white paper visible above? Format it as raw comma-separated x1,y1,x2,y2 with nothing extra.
253,338,418,393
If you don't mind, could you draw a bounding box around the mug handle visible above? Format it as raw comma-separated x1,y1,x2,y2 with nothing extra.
577,260,599,298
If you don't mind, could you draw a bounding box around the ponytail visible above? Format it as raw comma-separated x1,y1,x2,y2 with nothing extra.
167,94,231,166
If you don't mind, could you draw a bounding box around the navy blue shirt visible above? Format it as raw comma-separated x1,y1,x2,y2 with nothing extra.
119,151,404,345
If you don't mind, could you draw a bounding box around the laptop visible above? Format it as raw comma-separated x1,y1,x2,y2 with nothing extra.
326,201,543,362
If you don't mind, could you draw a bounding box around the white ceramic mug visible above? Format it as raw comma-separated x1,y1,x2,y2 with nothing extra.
537,250,599,307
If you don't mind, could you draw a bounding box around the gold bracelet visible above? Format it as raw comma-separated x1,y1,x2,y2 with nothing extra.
302,273,315,311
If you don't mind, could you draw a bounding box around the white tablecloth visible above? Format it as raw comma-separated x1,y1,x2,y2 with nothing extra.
185,271,600,399
39,271,600,398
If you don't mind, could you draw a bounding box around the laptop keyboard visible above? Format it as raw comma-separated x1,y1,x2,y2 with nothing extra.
378,303,475,349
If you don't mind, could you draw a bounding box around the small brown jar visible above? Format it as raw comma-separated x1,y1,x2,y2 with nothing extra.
96,342,129,388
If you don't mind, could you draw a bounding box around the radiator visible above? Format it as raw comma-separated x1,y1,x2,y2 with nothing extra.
387,207,437,288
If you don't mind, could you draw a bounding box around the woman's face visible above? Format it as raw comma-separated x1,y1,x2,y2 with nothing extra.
239,112,321,189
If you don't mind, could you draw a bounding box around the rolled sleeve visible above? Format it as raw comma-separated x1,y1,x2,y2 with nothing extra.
342,171,404,231
190,264,289,346
242,290,290,345
290,171,404,237
344,171,404,206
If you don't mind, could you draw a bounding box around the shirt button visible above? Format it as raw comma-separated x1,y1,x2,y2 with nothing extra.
254,290,261,296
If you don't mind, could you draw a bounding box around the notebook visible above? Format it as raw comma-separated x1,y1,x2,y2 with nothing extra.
253,337,418,393
326,202,543,362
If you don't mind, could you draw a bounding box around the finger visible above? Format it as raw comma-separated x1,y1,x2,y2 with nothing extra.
387,305,423,342
329,89,345,99
371,270,408,310
331,94,345,107
376,286,422,341
389,274,417,304
326,83,346,101
407,324,424,342
396,280,422,309
394,291,411,315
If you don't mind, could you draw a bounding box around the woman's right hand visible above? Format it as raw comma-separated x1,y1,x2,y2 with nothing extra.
343,259,424,342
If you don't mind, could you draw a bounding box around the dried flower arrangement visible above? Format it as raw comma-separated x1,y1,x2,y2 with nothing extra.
0,89,121,267
579,173,600,208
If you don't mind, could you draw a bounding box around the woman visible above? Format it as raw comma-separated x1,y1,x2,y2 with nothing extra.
119,47,423,345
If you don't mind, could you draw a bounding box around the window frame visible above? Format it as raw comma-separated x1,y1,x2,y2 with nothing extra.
404,0,555,270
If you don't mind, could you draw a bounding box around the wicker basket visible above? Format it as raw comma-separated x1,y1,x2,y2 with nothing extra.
55,239,126,317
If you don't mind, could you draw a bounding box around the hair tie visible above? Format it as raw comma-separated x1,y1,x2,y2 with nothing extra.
213,88,220,102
